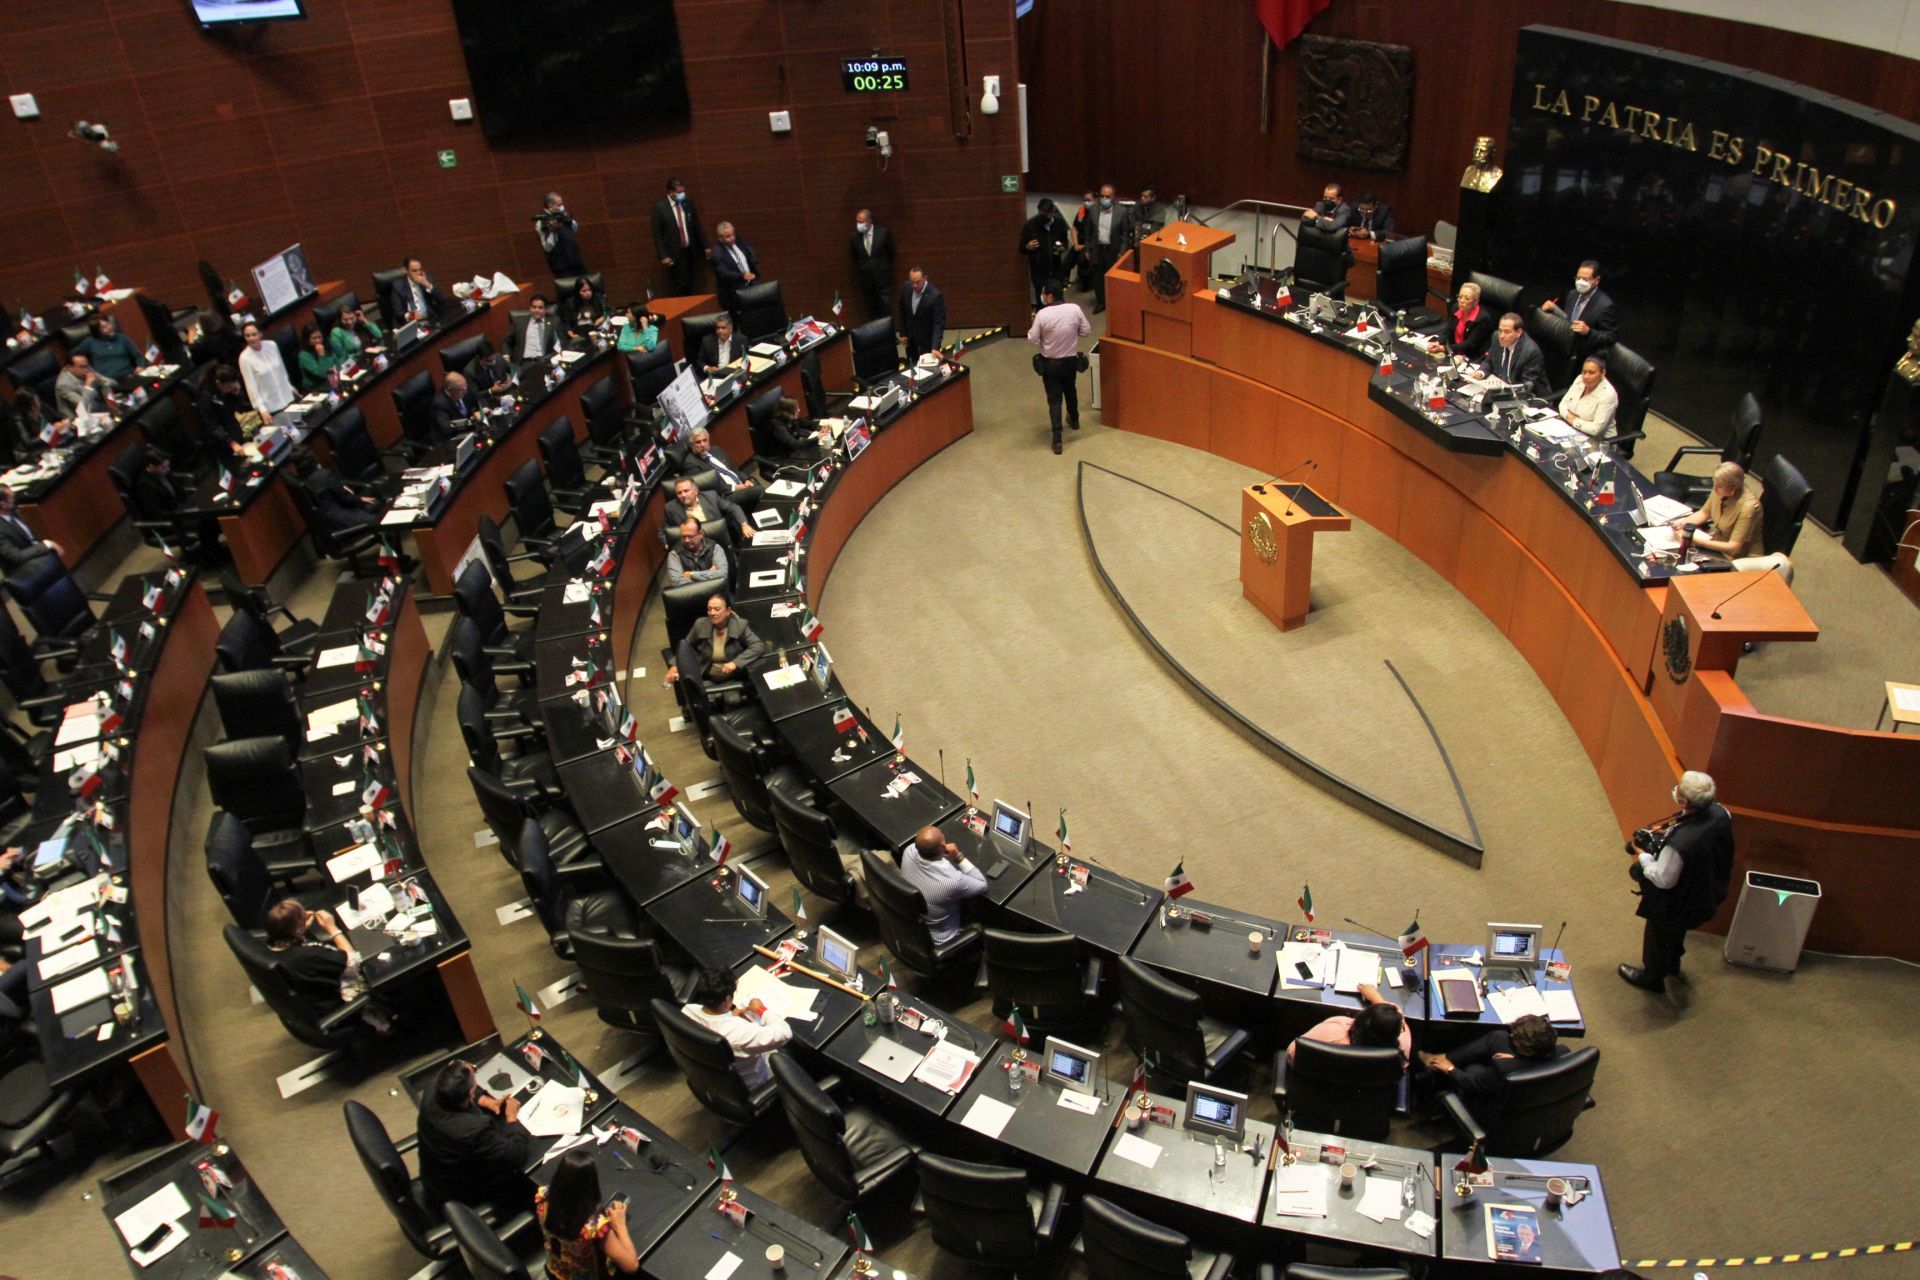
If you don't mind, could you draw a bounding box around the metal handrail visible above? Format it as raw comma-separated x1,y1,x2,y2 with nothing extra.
1192,198,1314,276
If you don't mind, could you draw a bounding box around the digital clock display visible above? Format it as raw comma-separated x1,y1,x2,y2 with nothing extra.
842,58,908,93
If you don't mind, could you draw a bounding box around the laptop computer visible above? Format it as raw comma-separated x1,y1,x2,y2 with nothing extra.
857,1039,926,1083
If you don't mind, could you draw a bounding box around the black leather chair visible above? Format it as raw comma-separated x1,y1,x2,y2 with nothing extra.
312,290,357,338
572,927,697,1039
851,316,899,387
625,344,678,411
1758,453,1814,558
1604,343,1655,457
445,1201,542,1280
477,514,550,598
269,324,299,376
578,375,627,466
679,312,724,364
467,766,591,870
389,369,437,459
6,346,59,407
538,417,592,515
1522,307,1577,396
214,607,309,677
370,267,408,323
1116,957,1249,1092
204,811,304,927
218,569,320,658
210,668,304,752
284,473,384,572
1271,1038,1403,1138
1655,393,1762,506
771,1052,918,1211
1439,1045,1600,1156
107,440,205,557
454,559,537,660
344,1099,492,1265
438,334,489,377
862,847,983,981
979,928,1106,1042
225,923,367,1047
3,555,96,664
1466,271,1523,318
457,685,560,798
0,1041,78,1181
915,1151,1067,1278
516,818,633,960
1372,236,1443,331
650,997,781,1125
710,715,807,833
205,736,316,872
770,787,864,908
1079,1193,1233,1280
448,617,538,727
1292,224,1351,300
553,272,606,303
323,407,398,488
799,349,842,418
504,457,561,551
662,578,721,654
733,280,787,341
1257,1266,1409,1280
744,385,811,478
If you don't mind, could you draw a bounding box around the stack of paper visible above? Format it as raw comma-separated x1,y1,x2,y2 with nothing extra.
519,1083,586,1137
1268,1162,1329,1217
1488,985,1551,1023
1356,1176,1405,1223
50,966,112,1014
733,966,820,1022
1333,947,1382,994
911,1040,981,1094
1277,941,1327,989
959,1094,1016,1139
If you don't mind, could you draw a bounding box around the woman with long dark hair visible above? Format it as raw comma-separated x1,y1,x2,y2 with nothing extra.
536,1148,639,1278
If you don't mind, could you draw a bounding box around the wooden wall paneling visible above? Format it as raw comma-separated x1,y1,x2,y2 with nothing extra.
1596,682,1683,836
1452,506,1519,634
1505,562,1573,695
1831,728,1920,830
1396,462,1461,580
1141,312,1191,358
1553,605,1629,765
1106,267,1143,342
1206,375,1280,476
1270,391,1346,501
1332,428,1402,537
1723,813,1919,958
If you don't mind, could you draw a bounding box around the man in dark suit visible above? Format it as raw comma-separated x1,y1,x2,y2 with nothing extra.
1540,259,1619,367
696,315,750,375
1019,199,1072,311
1416,1015,1567,1128
416,1061,534,1216
388,257,446,328
430,373,475,443
1307,182,1353,233
1085,184,1133,313
850,209,895,322
194,365,252,461
897,266,946,362
291,446,381,538
651,177,706,296
1484,313,1548,396
662,475,752,547
710,222,759,318
535,191,585,277
0,485,59,568
130,450,188,524
682,427,761,509
508,295,560,371
1350,192,1396,239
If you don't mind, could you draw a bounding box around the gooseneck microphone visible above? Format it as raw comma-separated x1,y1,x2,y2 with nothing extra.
1708,563,1776,619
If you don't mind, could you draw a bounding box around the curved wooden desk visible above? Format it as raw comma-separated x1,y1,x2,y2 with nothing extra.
1099,248,1920,961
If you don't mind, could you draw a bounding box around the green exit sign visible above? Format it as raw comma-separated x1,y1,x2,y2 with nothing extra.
437,149,458,169
1000,174,1020,193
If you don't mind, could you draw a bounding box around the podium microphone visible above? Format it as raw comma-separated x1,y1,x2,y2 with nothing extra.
1539,920,1568,990
1709,564,1776,619
1251,458,1314,496
938,749,946,796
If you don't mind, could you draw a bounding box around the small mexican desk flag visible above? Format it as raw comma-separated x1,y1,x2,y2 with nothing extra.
1297,883,1315,922
184,1095,219,1143
1163,859,1194,899
514,981,542,1023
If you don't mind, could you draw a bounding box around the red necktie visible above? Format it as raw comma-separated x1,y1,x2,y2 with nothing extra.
674,204,688,248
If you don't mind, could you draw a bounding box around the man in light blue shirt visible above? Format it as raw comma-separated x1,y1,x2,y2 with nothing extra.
900,826,988,945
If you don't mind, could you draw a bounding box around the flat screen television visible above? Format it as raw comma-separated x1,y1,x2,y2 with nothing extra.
192,0,307,26
451,0,692,142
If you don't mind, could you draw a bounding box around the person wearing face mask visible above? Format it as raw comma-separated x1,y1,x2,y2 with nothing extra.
1071,191,1097,292
1540,259,1618,376
1018,199,1072,312
849,208,895,322
650,177,707,296
1307,181,1353,233
1086,184,1133,314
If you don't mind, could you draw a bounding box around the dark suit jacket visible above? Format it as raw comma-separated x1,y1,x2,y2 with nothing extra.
678,615,769,676
1351,202,1396,236
1557,287,1618,355
1486,334,1548,396
1441,307,1497,360
507,312,560,365
651,195,707,260
387,276,446,326
710,240,760,295
130,471,182,522
430,388,476,442
897,281,946,356
1019,213,1072,280
0,514,52,569
1308,199,1353,233
697,333,752,372
1438,1029,1570,1130
304,467,377,536
561,295,605,336
1085,206,1134,260
416,1095,533,1214
683,444,753,493
851,224,895,282
664,490,748,541
195,383,248,453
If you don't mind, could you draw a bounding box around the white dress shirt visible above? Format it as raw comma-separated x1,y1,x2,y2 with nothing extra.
520,316,549,361
239,342,296,415
679,1002,792,1086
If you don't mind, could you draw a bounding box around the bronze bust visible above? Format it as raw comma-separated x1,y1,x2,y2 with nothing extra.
1462,136,1504,193
1896,319,1920,385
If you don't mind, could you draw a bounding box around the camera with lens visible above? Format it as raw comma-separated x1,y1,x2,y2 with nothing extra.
1628,826,1668,855
533,208,565,230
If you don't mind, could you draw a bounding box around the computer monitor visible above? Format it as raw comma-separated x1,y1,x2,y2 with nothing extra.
845,422,872,459
815,926,859,985
1182,1083,1248,1142
1041,1037,1100,1094
670,803,701,858
989,801,1031,851
1486,922,1543,971
808,644,833,695
734,865,770,917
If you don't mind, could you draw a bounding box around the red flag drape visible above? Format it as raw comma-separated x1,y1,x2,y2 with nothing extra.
1257,0,1332,49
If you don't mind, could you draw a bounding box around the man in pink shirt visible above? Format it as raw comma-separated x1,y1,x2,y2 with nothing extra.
1026,278,1091,454
1286,982,1413,1067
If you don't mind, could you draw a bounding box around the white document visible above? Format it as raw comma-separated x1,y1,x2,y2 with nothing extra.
733,966,818,1021
115,1180,192,1246
1544,989,1582,1024
747,570,784,588
752,508,783,528
538,1132,596,1164
1643,493,1694,524
1277,941,1327,989
330,780,356,797
1056,1089,1101,1115
326,842,383,883
1334,947,1381,994
705,1252,744,1280
31,912,96,951
765,479,805,498
306,700,358,736
51,965,112,1014
959,1094,1017,1139
1636,523,1682,551
911,1040,980,1093
37,937,101,980
519,1083,587,1137
53,741,102,774
1893,686,1920,713
380,509,417,526
562,581,591,604
1268,1162,1329,1217
55,712,101,746
1110,1131,1162,1170
19,876,107,930
130,1219,189,1266
1405,1209,1436,1238
315,644,360,669
762,666,806,690
1488,985,1551,1023
1356,1176,1404,1223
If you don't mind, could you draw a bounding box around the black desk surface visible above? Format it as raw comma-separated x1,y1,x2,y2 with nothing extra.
34,948,165,1089
400,1030,617,1138
644,864,794,969
1259,1128,1437,1258
950,1055,1124,1175
778,700,895,785
913,810,1045,907
548,1099,716,1259
824,755,962,852
1426,945,1584,1037
324,868,468,995
99,1141,286,1280
730,593,809,654
22,896,137,991
1000,855,1163,958
1127,896,1288,997
1272,927,1430,1023
1438,1155,1617,1275
299,747,400,832
302,640,396,701
727,952,872,1051
555,749,659,834
232,1234,329,1279
751,644,846,721
1089,1090,1274,1225
640,1182,850,1280
541,690,622,764
535,630,616,696
532,576,616,643
820,998,1002,1118
296,681,381,756
597,813,710,907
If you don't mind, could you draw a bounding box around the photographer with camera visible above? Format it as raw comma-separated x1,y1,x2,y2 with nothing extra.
533,191,585,277
1620,770,1735,999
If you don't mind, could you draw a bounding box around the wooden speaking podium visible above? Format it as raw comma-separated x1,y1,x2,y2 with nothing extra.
1240,482,1350,631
